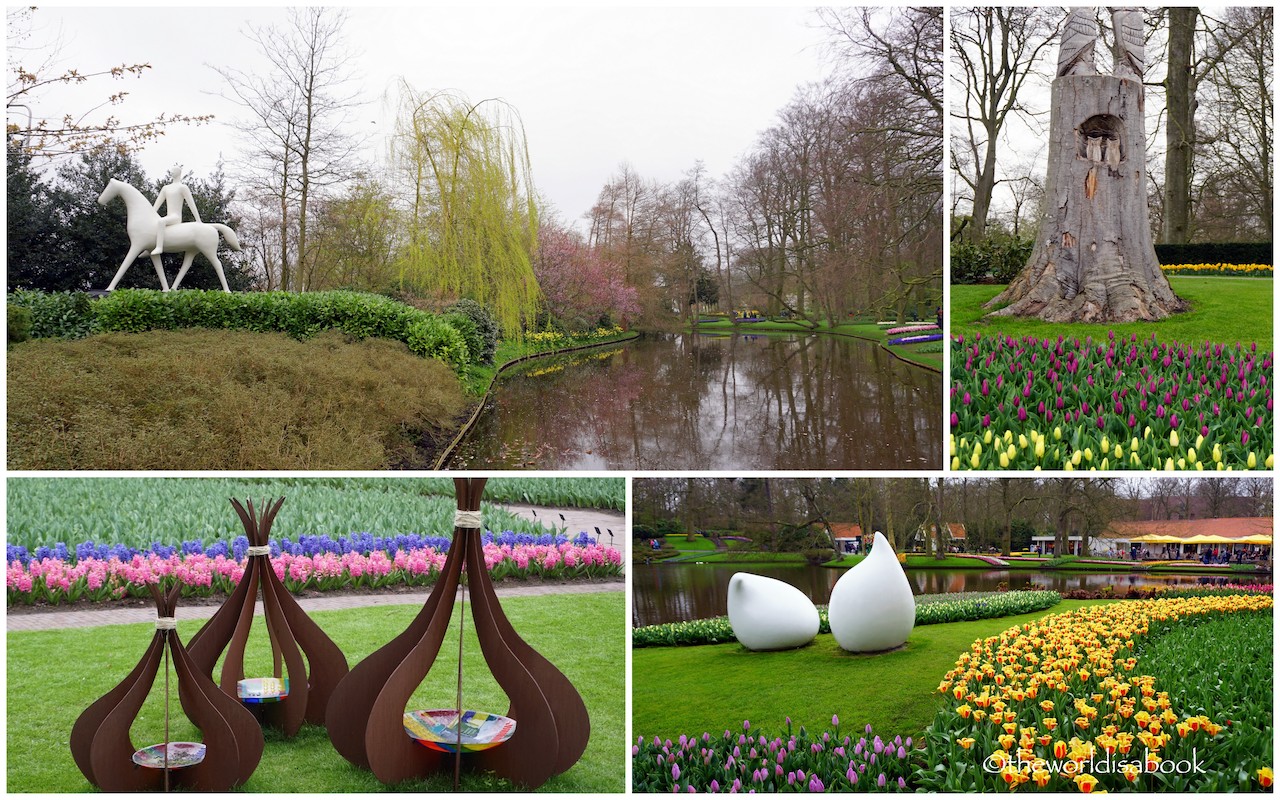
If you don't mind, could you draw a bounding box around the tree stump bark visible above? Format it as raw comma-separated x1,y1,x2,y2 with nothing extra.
986,70,1187,322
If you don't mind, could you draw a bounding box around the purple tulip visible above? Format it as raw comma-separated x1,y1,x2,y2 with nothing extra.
711,780,720,793
877,773,887,788
672,764,680,781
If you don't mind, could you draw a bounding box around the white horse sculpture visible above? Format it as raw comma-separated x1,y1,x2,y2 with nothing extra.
97,178,241,292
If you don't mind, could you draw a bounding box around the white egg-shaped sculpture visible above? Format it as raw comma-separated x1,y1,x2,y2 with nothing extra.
827,531,915,652
726,572,820,651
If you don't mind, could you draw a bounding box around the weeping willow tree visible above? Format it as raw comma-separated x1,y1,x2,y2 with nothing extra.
389,81,542,337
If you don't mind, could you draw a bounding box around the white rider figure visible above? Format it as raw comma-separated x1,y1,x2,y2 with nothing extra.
152,164,201,255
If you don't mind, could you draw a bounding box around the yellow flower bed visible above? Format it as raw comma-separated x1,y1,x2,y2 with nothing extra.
934,595,1273,792
1160,263,1272,276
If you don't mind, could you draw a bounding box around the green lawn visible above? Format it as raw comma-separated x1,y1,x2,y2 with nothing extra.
685,551,811,564
632,599,1113,742
824,554,992,569
952,277,1272,346
7,592,624,793
663,536,718,552
692,318,944,370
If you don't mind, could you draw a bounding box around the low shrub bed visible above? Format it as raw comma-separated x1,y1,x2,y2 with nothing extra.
919,594,1274,792
7,329,467,470
632,591,1062,648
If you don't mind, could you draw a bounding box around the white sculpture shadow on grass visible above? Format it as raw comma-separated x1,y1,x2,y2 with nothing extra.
726,572,820,651
827,531,915,653
97,178,242,293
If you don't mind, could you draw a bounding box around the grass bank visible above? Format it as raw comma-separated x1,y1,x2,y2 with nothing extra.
631,599,1113,742
952,276,1272,346
7,592,624,793
691,318,943,371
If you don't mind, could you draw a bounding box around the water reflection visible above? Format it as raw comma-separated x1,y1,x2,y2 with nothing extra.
632,563,1242,627
448,332,941,470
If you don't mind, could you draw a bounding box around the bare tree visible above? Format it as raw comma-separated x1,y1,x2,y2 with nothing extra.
950,7,1059,241
214,8,362,290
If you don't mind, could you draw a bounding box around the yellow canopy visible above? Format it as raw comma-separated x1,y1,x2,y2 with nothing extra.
1130,534,1183,544
1181,534,1241,545
1235,534,1273,545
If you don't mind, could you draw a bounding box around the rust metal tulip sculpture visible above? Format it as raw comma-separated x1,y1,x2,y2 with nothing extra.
70,580,264,792
181,497,349,736
325,477,590,789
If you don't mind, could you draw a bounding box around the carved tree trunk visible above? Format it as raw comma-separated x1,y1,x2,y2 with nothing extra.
986,71,1187,322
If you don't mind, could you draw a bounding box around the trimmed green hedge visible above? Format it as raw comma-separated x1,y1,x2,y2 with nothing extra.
1155,241,1272,266
8,289,480,371
632,590,1062,647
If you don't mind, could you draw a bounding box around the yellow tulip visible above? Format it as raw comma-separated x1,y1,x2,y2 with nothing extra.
949,436,956,456
1007,444,1017,460
1267,454,1275,468
1113,444,1122,459
1195,461,1204,470
1195,433,1204,449
1130,437,1139,452
1065,460,1074,472
999,453,1009,468
971,452,981,469
1164,458,1175,471
1083,447,1093,462
1101,457,1109,470
951,456,960,470
1071,450,1082,466
984,429,993,444
1035,439,1045,459
1019,434,1028,449
1213,444,1222,463
1170,429,1179,448
1144,425,1152,439
1054,426,1062,441
1248,452,1257,468
1187,447,1196,462
1100,436,1110,453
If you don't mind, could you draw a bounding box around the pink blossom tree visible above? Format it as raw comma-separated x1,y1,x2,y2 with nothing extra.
535,222,640,329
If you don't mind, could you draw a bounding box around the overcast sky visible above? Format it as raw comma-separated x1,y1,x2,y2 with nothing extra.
13,5,835,226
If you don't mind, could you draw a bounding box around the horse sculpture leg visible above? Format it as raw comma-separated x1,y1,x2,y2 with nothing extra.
171,252,198,291
150,253,171,292
106,243,146,292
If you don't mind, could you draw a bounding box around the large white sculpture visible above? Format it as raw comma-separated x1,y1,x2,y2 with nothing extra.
726,573,819,651
97,171,241,293
827,531,915,652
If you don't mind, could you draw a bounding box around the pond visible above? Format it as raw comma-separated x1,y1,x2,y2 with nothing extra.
446,332,941,470
631,562,1246,627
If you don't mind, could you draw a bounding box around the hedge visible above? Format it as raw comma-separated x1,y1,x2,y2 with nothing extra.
632,590,1062,647
1155,242,1272,267
950,235,1034,285
8,289,480,371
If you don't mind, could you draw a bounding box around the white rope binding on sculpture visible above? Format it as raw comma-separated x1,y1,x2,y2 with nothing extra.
454,510,483,530
247,545,271,557
155,616,177,631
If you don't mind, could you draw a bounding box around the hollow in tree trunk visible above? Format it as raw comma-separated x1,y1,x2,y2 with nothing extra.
986,7,1186,323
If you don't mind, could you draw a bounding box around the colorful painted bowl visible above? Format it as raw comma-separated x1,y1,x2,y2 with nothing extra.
403,709,516,753
131,741,206,769
237,677,289,703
